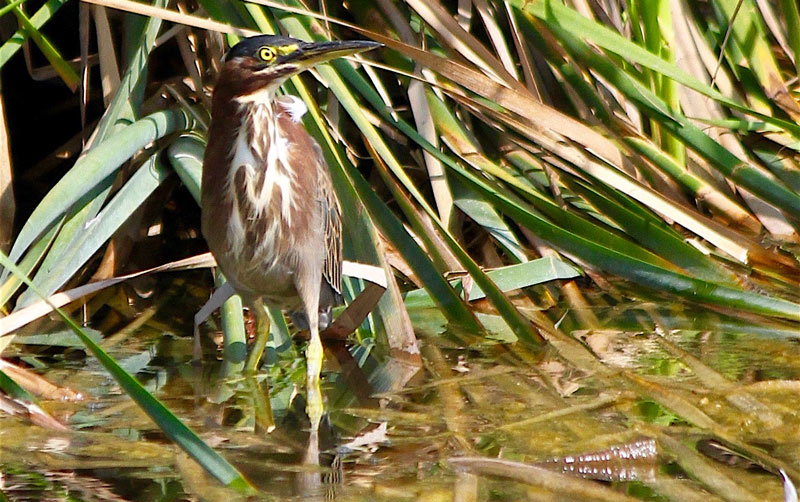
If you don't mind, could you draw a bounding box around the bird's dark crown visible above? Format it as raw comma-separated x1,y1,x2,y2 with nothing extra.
224,35,304,66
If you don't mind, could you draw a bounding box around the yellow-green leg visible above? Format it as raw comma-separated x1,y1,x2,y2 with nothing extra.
306,331,324,430
297,263,325,430
244,300,270,373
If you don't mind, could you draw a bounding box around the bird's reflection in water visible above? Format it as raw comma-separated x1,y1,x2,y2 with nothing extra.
294,416,343,500
294,374,340,499
295,369,323,497
295,426,322,499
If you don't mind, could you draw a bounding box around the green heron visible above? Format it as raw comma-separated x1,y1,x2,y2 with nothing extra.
200,35,380,420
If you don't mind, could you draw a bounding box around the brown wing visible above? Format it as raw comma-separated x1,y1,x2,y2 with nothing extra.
313,141,342,296
275,100,342,298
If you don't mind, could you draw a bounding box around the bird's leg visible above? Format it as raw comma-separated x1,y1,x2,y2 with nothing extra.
244,299,270,373
306,328,324,427
193,280,235,362
297,268,324,430
306,311,325,430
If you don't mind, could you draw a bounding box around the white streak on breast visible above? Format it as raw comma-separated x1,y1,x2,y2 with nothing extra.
264,143,293,226
277,95,308,123
226,88,304,263
222,124,251,259
254,217,280,263
226,203,247,258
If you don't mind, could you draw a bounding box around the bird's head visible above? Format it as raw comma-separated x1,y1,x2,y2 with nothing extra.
219,35,381,99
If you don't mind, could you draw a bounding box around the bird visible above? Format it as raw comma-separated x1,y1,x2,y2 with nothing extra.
200,34,381,423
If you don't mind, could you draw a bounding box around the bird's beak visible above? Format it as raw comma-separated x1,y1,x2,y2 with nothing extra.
286,40,382,68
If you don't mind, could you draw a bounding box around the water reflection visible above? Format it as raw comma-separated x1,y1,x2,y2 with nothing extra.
3,291,799,501
294,426,322,500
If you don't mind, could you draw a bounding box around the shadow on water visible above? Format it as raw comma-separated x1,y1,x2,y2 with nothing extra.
2,272,800,501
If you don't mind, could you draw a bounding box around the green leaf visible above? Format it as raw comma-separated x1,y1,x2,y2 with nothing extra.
2,109,193,287
9,4,79,90
514,0,800,137
5,3,169,304
0,0,69,70
539,13,800,217
16,328,103,347
452,163,800,320
0,221,60,316
167,134,205,202
18,153,172,306
450,170,528,263
404,256,581,305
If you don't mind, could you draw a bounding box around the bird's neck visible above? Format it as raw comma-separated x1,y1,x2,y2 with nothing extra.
234,83,280,110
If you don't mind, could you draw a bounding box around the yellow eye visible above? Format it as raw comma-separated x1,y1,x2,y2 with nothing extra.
258,46,277,62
